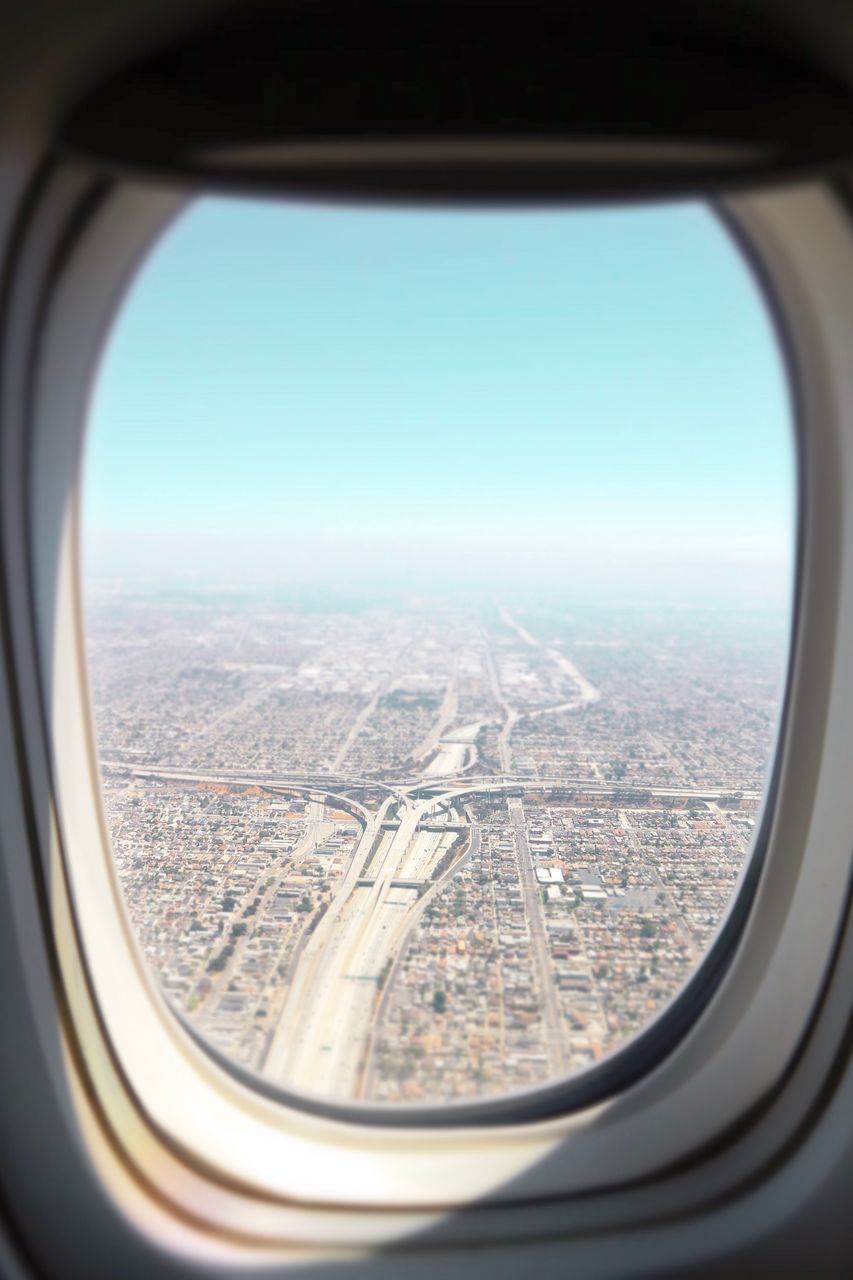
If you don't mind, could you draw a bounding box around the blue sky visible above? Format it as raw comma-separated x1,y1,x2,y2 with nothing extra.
83,197,795,607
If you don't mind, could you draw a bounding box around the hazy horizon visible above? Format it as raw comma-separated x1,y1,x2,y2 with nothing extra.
83,196,795,611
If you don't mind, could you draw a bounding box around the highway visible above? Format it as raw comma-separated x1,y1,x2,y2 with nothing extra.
101,637,761,1101
263,795,461,1098
257,622,605,1097
103,760,760,808
499,604,602,707
508,798,569,1074
359,821,480,1099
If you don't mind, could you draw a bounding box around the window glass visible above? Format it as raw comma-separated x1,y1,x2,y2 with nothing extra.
83,200,794,1106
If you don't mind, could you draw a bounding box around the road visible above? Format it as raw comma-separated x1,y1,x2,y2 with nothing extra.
263,795,462,1098
102,760,759,808
508,798,569,1074
105,627,753,1102
483,633,518,774
358,822,480,1099
499,604,601,707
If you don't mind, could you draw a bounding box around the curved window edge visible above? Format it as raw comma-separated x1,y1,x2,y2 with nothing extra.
12,170,853,1239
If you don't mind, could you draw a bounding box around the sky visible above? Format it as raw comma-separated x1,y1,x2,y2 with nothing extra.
83,197,795,609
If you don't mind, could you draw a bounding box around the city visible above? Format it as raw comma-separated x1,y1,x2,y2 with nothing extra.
87,592,786,1104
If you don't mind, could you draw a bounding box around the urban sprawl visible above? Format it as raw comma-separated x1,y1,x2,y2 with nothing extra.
87,595,785,1105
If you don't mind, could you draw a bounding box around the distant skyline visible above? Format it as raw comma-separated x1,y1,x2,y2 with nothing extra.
84,197,795,609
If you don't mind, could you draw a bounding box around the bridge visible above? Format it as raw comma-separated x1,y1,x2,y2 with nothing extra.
102,759,761,809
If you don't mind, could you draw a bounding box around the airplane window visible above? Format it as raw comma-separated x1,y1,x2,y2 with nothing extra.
81,199,794,1109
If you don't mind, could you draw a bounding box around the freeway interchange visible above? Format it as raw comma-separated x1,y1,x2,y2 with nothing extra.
103,756,759,1102
97,604,761,1102
90,595,780,1105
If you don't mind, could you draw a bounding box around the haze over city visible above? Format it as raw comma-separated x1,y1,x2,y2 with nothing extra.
83,199,794,1104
